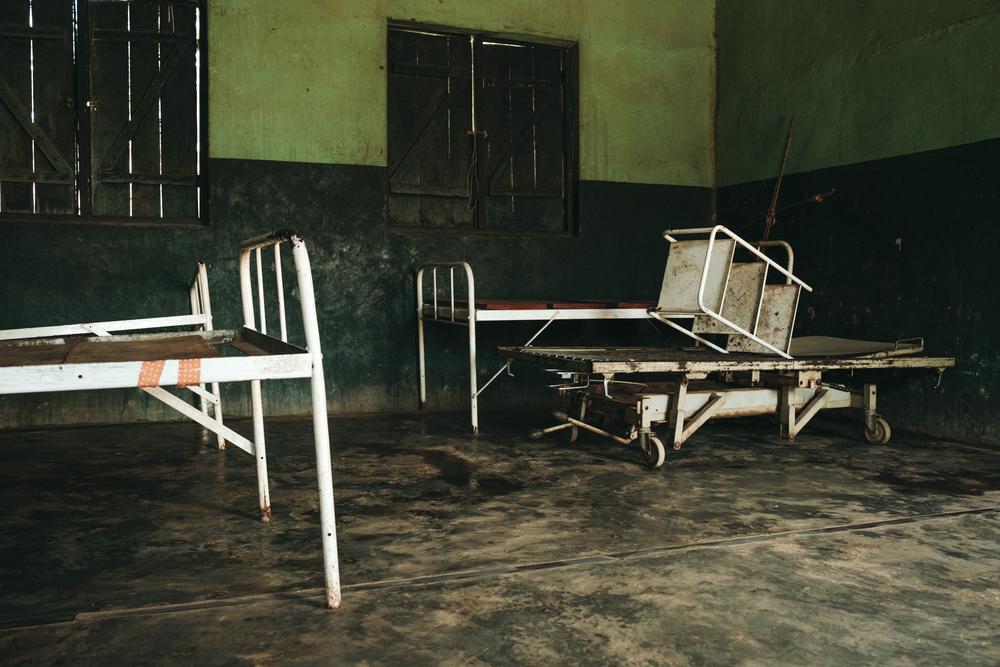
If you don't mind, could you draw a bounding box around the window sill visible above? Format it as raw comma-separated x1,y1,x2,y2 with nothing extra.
387,225,577,240
0,214,207,230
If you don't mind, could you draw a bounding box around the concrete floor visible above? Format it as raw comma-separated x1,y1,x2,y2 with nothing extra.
0,410,997,665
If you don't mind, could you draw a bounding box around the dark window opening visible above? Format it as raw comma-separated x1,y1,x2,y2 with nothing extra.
387,23,578,235
0,0,207,224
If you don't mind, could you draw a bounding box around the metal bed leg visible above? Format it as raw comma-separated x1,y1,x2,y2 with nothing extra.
468,312,479,436
290,236,342,609
249,379,272,523
194,262,226,450
210,381,225,450
417,315,427,411
667,379,688,448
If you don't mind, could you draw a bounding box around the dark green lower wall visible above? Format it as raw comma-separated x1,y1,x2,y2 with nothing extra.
0,159,711,428
717,137,1000,445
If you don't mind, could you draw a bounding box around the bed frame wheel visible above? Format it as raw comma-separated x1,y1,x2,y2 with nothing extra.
864,417,892,445
637,432,666,469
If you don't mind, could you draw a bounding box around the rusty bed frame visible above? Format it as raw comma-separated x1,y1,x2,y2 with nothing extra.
480,225,958,467
501,340,955,468
0,231,343,609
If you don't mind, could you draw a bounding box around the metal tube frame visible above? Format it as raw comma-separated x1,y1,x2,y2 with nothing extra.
0,231,342,611
416,261,653,435
659,225,813,358
239,231,341,609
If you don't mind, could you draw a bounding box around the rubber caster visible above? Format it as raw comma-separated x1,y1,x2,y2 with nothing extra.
864,417,891,445
637,432,666,469
528,428,546,441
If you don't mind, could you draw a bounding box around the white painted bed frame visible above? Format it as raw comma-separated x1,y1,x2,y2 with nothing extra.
0,231,342,610
415,261,652,435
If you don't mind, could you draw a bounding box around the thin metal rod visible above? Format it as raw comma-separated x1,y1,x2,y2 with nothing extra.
416,267,427,409
196,262,225,450
479,312,559,398
274,243,288,342
255,247,267,334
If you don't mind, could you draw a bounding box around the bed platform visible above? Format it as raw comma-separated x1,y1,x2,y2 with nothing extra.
0,231,343,610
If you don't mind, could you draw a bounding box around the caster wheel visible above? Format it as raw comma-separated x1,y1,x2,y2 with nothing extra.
528,428,546,441
864,417,892,445
638,433,666,469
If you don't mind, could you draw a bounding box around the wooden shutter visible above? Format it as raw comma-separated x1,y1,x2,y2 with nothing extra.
477,40,567,233
85,0,200,219
387,28,473,228
0,0,76,214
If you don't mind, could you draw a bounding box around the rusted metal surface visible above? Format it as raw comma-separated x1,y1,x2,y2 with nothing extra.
656,238,736,313
727,284,799,354
694,261,766,333
497,345,956,375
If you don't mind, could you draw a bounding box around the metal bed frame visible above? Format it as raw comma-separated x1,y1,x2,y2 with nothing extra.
488,224,955,467
0,231,342,609
503,342,955,468
416,261,653,434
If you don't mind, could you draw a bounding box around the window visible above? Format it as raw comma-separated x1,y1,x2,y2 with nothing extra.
387,23,578,235
0,0,206,223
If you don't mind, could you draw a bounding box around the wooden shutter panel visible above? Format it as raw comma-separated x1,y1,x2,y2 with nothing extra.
87,0,199,219
0,0,76,214
387,28,473,228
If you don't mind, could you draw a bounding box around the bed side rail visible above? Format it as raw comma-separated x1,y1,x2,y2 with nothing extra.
416,261,476,324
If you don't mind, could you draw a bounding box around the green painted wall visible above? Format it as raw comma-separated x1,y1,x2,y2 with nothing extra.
209,0,717,187
716,0,1000,185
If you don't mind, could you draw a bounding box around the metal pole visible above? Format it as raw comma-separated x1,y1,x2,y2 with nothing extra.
255,247,267,335
239,247,271,521
274,243,288,342
416,267,427,410
197,263,225,450
465,263,479,435
291,235,342,610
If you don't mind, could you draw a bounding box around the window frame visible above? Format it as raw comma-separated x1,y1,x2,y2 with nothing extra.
0,0,209,228
386,19,579,238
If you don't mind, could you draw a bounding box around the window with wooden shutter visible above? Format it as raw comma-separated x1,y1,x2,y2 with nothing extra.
387,23,578,235
0,0,206,224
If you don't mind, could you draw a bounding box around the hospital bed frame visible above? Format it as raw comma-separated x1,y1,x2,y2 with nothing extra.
0,231,343,609
502,340,955,468
416,261,653,434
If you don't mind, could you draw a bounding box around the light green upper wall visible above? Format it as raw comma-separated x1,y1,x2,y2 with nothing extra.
716,0,1000,186
208,0,716,187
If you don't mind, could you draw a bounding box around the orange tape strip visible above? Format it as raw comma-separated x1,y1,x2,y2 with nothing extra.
177,358,202,387
137,360,166,388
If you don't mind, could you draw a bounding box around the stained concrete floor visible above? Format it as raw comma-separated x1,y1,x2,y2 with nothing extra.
0,410,997,665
